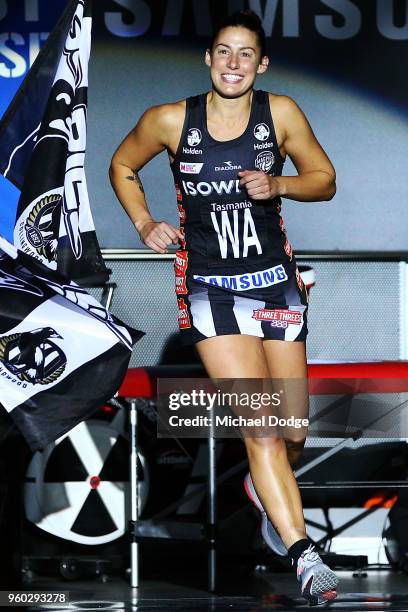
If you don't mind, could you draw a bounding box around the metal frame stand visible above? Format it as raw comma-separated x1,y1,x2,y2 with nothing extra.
126,396,218,592
207,415,217,592
101,282,115,309
128,399,139,589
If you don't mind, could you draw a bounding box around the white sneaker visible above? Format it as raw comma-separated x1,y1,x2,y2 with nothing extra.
297,544,339,605
244,473,287,557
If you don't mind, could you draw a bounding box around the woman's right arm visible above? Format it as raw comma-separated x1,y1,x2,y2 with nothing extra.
109,105,183,253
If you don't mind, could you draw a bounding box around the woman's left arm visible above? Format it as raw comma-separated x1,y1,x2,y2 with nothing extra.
239,96,336,202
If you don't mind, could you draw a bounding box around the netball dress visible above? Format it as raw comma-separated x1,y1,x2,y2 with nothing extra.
170,90,308,345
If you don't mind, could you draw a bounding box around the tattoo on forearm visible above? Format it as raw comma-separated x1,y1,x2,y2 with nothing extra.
125,170,145,194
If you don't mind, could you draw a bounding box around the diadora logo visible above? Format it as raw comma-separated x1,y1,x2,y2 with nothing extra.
255,151,275,172
180,162,203,174
254,123,270,141
214,161,242,172
187,128,202,146
181,179,241,197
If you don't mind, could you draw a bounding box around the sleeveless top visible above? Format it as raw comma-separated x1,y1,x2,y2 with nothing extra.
170,90,304,303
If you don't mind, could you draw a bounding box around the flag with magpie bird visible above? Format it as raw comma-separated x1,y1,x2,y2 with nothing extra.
0,236,143,451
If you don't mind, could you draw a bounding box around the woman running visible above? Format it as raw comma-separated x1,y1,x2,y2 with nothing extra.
110,10,338,605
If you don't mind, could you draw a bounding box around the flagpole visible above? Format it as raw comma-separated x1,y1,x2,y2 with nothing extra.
129,398,139,589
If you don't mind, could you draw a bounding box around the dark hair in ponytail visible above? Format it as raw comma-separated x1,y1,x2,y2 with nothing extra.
210,10,267,57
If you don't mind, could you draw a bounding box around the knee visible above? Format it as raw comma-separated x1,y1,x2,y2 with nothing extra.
285,437,306,466
244,436,286,460
285,437,306,453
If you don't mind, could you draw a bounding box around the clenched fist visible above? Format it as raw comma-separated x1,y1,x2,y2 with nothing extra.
238,170,282,200
137,220,183,254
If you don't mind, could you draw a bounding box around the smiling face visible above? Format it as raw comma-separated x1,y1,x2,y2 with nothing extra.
205,26,269,98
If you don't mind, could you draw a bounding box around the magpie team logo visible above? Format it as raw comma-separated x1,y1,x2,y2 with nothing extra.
187,128,202,146
254,123,270,142
24,194,62,263
0,327,66,385
255,151,275,173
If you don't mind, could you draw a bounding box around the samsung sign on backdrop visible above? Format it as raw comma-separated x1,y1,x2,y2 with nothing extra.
99,0,408,40
1,0,407,82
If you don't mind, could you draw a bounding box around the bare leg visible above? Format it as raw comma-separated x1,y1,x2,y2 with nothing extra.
285,438,306,468
246,340,309,548
244,436,305,548
264,339,308,467
196,334,270,378
195,335,307,549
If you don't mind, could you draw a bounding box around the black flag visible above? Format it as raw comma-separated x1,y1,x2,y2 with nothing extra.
0,0,109,285
0,236,143,451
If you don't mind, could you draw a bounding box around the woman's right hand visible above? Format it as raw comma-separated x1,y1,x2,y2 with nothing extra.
136,219,183,254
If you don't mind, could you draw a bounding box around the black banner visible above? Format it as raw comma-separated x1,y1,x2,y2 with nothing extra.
0,236,143,451
0,0,110,284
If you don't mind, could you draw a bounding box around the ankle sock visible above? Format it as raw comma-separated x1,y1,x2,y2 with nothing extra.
288,538,311,567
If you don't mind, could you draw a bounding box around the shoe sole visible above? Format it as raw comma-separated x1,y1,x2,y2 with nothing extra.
302,567,339,606
306,590,338,607
244,474,287,557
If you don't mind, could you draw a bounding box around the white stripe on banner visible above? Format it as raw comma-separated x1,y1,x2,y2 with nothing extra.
4,124,41,179
59,9,95,250
0,235,17,258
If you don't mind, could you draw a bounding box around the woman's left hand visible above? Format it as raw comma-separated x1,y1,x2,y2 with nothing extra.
238,170,281,200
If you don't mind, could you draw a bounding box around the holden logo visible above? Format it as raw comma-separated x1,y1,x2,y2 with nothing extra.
254,123,270,142
255,151,275,172
187,128,202,146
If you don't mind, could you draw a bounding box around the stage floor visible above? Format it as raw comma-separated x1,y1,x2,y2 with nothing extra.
25,570,408,611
